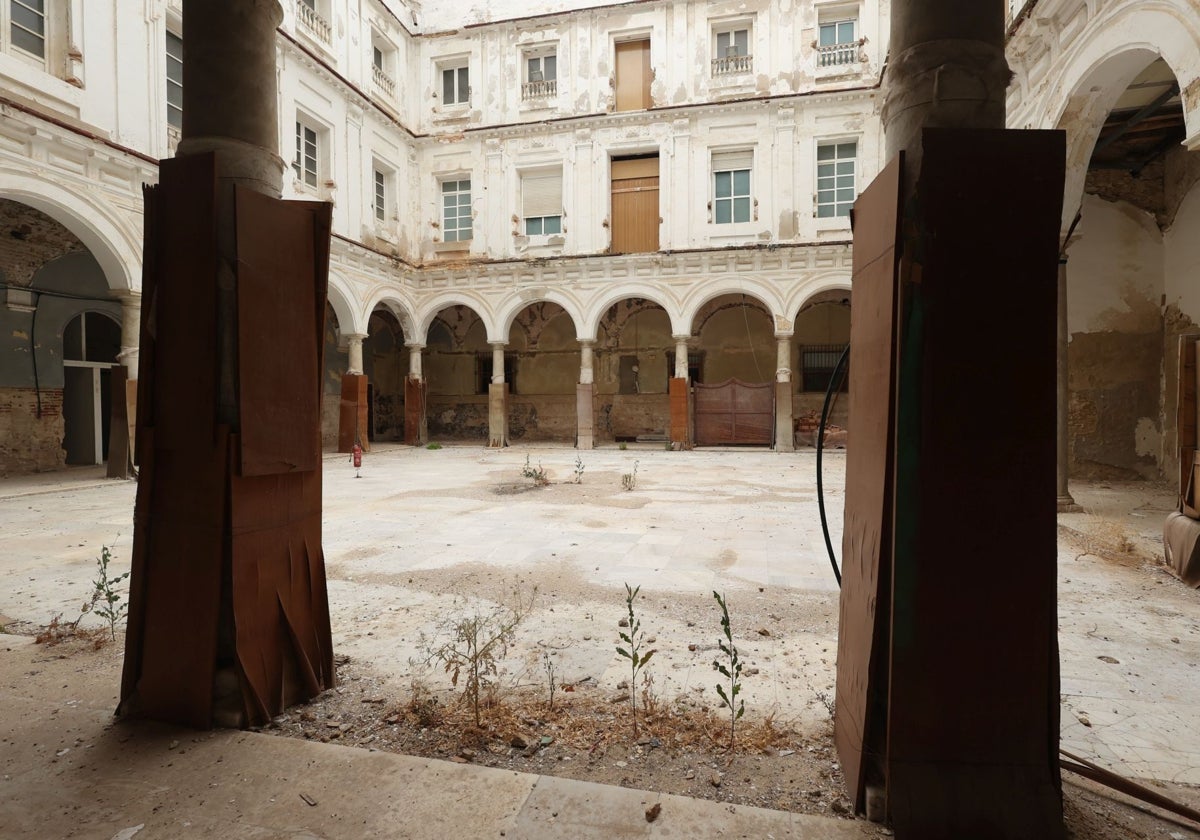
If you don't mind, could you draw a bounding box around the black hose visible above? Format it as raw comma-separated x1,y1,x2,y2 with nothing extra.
816,345,850,588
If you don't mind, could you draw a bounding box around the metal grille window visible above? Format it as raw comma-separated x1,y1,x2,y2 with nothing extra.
441,65,470,105
373,169,386,222
801,344,848,392
293,121,318,188
818,19,858,66
522,170,563,236
10,0,45,58
166,31,183,130
442,178,472,242
816,141,856,218
712,149,752,224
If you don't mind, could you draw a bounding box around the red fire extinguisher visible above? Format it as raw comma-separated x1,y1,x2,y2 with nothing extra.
351,442,363,478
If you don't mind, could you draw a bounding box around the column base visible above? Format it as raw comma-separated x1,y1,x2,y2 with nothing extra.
1056,495,1082,513
338,374,369,453
404,376,426,446
576,383,594,449
774,380,794,452
488,383,508,448
669,378,689,446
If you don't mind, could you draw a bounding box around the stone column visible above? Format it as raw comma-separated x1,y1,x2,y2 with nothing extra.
774,335,794,452
669,335,690,446
116,292,141,378
404,342,426,445
488,341,507,447
1057,259,1078,511
345,333,366,376
338,333,369,453
577,339,595,449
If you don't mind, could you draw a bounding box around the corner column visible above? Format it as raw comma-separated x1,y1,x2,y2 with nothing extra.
774,334,794,452
338,333,368,453
405,342,427,445
488,341,507,447
577,339,595,449
669,335,690,446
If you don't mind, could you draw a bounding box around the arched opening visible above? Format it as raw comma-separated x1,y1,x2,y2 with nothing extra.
791,289,851,447
424,304,491,441
320,303,348,449
62,311,121,465
364,308,407,442
595,297,673,444
1062,56,1196,481
506,302,579,442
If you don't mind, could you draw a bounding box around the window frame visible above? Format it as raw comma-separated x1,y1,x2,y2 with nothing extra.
440,177,473,244
166,29,184,131
710,19,753,77
373,166,388,223
370,28,397,98
815,139,857,219
520,167,564,239
438,58,471,107
292,117,321,190
711,149,753,225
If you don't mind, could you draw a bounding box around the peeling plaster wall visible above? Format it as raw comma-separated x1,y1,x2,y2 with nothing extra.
1067,193,1165,479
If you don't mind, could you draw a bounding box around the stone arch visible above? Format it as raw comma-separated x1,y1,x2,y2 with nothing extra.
414,293,497,344
325,274,361,336
580,285,683,341
0,169,141,292
787,275,853,324
678,277,786,336
494,290,585,342
361,288,416,339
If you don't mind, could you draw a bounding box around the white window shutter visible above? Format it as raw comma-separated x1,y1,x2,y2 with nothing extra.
522,170,563,217
712,149,753,171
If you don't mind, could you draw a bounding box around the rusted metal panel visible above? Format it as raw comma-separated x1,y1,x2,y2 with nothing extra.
834,153,903,813
235,187,325,476
105,365,131,479
887,129,1065,839
404,377,425,445
694,378,772,445
1179,336,1198,515
339,373,368,453
669,377,688,444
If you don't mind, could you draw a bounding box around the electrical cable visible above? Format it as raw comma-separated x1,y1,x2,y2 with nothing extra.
816,343,850,588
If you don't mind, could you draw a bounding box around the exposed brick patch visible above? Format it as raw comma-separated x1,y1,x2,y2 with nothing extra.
0,387,66,475
0,199,86,287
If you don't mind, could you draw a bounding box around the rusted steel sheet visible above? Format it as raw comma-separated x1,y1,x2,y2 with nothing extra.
693,378,772,445
1179,336,1198,516
1165,511,1200,587
887,129,1065,839
404,376,425,445
338,373,368,453
669,377,688,444
834,154,903,813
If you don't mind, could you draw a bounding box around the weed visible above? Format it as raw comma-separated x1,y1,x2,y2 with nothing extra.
664,441,672,451
616,583,655,737
815,689,836,720
621,460,640,491
426,442,443,450
521,454,549,486
407,679,444,728
542,651,558,711
618,441,628,451
413,584,537,727
712,591,745,751
572,455,585,484
92,544,130,641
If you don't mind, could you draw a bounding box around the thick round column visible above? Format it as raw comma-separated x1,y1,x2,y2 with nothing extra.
116,292,141,380
345,333,366,376
406,342,424,379
883,0,1009,163
579,339,595,385
775,335,792,383
673,336,690,380
491,342,507,384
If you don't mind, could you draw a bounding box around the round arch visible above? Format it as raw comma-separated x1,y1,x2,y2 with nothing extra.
325,274,361,335
580,285,684,341
678,277,786,336
0,169,141,292
414,293,498,345
786,275,853,324
494,290,586,342
361,288,417,339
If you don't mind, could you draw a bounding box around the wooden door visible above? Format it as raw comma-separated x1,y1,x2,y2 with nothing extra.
693,378,773,445
611,156,658,254
615,39,651,111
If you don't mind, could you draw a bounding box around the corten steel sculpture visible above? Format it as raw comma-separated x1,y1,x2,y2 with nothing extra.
119,0,335,728
834,2,1067,837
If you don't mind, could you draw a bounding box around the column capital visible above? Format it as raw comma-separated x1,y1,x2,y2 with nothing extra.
404,341,426,350
489,340,508,349
343,332,368,343
577,338,596,347
773,331,794,340
671,334,692,343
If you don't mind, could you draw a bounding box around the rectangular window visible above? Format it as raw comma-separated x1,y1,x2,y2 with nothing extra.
816,141,856,218
801,344,849,392
817,19,858,66
614,39,651,111
712,149,752,224
293,121,318,188
523,51,557,100
374,169,386,222
441,64,470,105
712,26,752,75
373,45,383,71
522,169,563,236
441,178,472,243
10,0,45,58
166,31,183,130
371,33,396,98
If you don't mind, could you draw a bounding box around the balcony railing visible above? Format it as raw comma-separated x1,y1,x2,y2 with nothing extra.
297,2,331,46
817,42,859,67
711,53,753,76
521,78,557,101
373,63,395,98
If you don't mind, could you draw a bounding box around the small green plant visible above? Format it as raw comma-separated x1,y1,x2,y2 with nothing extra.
616,583,655,737
92,544,130,641
618,441,628,451
621,460,640,491
542,650,558,711
712,590,745,751
521,454,549,486
664,441,673,451
426,441,442,450
413,584,536,727
572,455,585,484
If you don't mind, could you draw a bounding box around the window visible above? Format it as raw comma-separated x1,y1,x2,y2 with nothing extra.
441,63,470,105
166,30,183,130
371,31,396,98
296,0,331,46
9,0,45,60
373,168,387,222
293,120,319,188
523,51,557,100
522,169,563,236
817,18,858,66
614,39,651,111
476,353,515,394
712,26,751,75
801,344,848,392
441,178,472,243
816,141,856,218
712,149,752,224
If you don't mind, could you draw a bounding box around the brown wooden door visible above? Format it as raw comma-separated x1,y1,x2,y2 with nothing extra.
693,378,773,445
611,156,658,254
615,39,651,111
